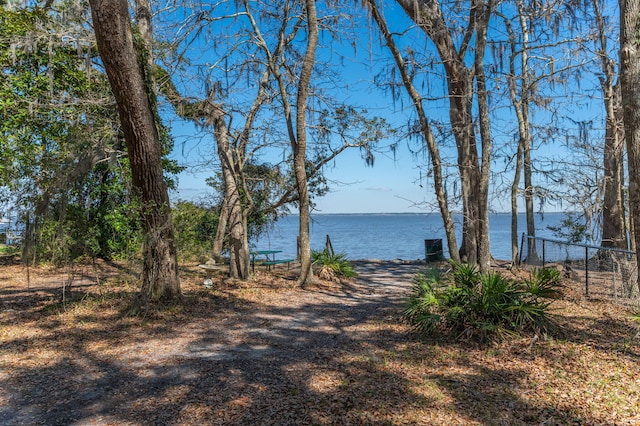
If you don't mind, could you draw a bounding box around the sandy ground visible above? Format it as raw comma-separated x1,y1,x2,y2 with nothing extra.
0,258,428,425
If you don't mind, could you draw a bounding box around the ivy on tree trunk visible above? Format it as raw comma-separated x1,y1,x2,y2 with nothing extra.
89,0,181,303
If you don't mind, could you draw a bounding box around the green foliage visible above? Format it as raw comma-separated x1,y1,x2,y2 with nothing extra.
172,201,219,261
34,209,142,266
525,268,564,300
1,4,119,261
0,243,18,255
206,161,289,241
311,250,357,279
98,204,144,262
29,163,144,265
1,4,182,265
403,261,564,342
547,213,591,243
401,269,443,334
1,5,115,186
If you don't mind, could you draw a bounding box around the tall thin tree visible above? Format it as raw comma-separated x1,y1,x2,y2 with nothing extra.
504,0,539,264
364,0,460,263
393,0,493,269
593,0,627,250
293,0,318,286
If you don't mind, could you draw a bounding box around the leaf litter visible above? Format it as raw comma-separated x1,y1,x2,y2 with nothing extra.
0,257,638,425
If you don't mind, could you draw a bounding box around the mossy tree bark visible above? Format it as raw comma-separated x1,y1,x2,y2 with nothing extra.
595,0,627,250
89,0,181,302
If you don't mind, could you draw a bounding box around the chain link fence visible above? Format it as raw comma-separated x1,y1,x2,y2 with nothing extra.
519,234,639,301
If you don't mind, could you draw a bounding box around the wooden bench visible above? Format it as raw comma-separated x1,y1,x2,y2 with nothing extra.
261,259,295,271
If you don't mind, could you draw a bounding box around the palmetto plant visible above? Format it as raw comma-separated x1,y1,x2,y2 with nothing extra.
403,261,564,342
311,250,357,280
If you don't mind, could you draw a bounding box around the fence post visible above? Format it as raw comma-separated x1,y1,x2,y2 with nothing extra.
325,235,334,256
518,233,526,265
542,239,546,266
585,246,589,297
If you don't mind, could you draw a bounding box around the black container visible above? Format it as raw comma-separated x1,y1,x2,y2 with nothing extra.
425,239,444,262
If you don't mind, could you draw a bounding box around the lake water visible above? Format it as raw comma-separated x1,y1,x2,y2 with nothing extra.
253,212,568,261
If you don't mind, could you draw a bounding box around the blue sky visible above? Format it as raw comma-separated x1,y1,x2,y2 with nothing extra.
163,1,612,215
164,3,438,213
170,149,430,214
167,101,434,213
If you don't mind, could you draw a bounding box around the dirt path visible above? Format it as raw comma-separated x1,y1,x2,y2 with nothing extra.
0,260,427,425
3,258,640,425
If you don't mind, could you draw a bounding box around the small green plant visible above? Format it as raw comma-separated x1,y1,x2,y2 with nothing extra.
546,212,592,243
172,200,219,261
311,250,357,280
403,261,564,342
402,269,443,334
526,268,564,300
0,244,19,255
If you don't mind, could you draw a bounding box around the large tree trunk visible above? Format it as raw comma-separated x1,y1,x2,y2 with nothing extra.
620,0,640,291
450,72,481,265
294,0,318,287
134,0,154,89
595,0,627,250
473,0,494,272
89,0,180,302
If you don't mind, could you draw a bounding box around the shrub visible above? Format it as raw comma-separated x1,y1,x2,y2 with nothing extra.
403,261,563,342
311,250,357,280
0,244,18,255
172,201,219,261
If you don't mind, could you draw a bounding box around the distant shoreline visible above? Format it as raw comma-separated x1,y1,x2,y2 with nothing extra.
255,212,570,261
305,211,570,216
